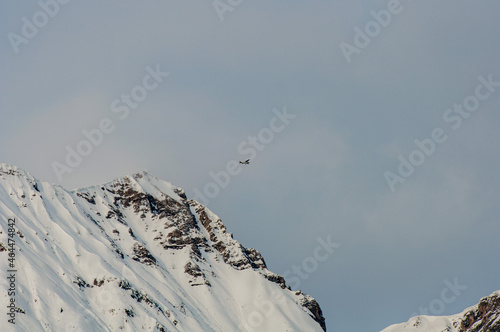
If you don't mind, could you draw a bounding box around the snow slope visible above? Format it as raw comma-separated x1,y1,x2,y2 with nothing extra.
0,163,325,332
381,291,500,332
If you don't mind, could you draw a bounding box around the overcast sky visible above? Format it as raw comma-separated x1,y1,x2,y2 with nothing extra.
1,1,500,331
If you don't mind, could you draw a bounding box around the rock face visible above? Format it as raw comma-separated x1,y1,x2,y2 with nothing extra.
0,163,326,332
381,291,500,332
459,292,500,332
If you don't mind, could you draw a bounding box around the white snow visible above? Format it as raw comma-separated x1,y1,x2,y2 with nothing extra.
0,164,323,332
380,290,500,332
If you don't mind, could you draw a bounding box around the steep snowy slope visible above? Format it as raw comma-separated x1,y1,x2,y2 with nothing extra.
381,291,500,332
0,163,326,332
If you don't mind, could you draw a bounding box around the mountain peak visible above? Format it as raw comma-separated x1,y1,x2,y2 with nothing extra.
0,163,35,180
0,163,326,331
381,290,500,332
95,170,187,203
0,163,40,197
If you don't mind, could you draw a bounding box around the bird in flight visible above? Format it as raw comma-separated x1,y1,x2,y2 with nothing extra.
239,159,250,165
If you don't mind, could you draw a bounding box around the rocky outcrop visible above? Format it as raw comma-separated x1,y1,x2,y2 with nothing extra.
381,291,500,332
301,295,327,332
459,292,500,332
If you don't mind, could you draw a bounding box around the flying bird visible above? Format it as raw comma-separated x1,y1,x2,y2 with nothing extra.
239,159,250,165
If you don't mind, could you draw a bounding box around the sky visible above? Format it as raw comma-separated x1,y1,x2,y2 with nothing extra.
1,1,499,331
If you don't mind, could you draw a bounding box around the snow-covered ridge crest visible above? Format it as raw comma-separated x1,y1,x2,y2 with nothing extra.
0,163,326,331
0,162,39,187
0,163,30,175
381,290,500,332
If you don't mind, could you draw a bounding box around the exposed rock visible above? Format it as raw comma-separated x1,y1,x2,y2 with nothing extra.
0,165,326,332
460,292,500,332
184,262,211,287
73,276,91,290
301,295,327,332
76,192,96,205
132,242,157,265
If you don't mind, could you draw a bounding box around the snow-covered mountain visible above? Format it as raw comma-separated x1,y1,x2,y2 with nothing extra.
0,163,326,332
381,290,500,332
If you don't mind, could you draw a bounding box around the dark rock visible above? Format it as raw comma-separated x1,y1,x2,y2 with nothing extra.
132,243,156,266
301,296,327,332
460,293,500,332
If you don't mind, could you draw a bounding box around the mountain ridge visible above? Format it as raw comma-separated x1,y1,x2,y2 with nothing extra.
0,163,326,331
381,290,500,332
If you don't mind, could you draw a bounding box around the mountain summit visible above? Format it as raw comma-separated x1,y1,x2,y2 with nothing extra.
381,291,500,332
0,163,326,331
